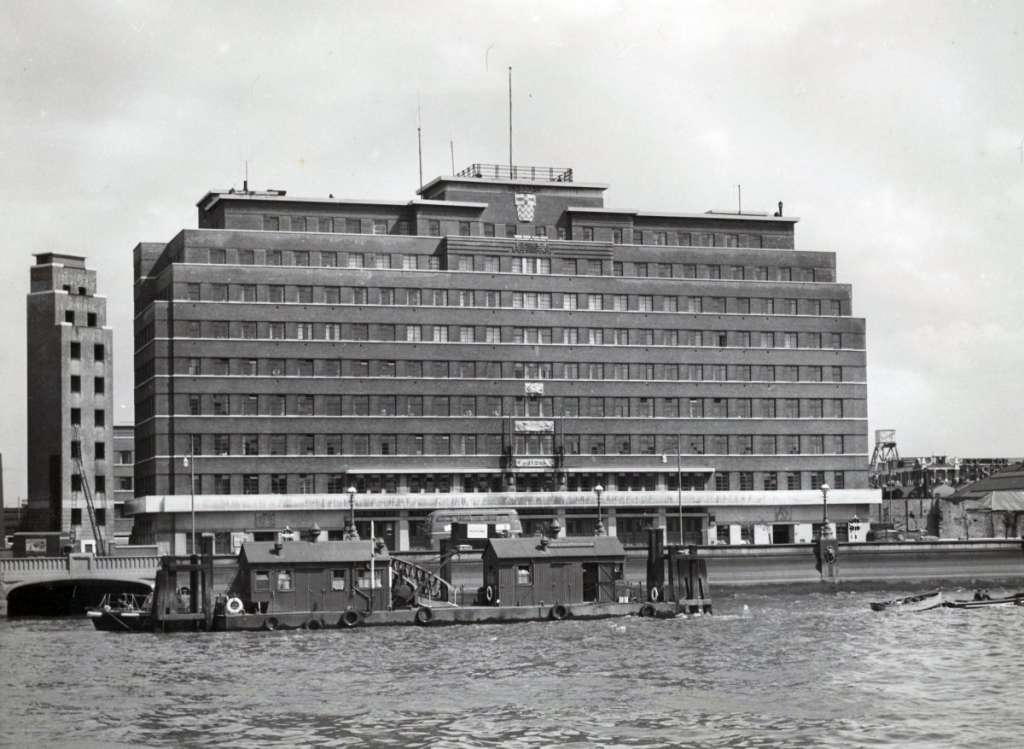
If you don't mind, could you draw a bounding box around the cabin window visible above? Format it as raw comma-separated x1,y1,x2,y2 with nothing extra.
516,564,533,585
356,567,384,589
254,571,270,592
331,570,346,591
277,570,294,592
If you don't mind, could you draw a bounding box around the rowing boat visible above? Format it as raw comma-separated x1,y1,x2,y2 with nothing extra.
869,591,943,612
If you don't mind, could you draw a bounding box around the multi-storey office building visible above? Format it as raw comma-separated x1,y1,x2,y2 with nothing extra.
27,254,115,550
129,164,876,554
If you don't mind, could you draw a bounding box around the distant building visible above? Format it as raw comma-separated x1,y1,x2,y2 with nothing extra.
26,254,114,551
128,163,875,555
877,456,1021,498
933,464,1024,539
111,425,135,544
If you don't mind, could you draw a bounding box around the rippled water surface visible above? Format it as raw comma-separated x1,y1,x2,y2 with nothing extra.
3,587,1023,748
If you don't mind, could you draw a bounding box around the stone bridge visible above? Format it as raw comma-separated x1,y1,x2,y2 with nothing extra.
0,554,161,616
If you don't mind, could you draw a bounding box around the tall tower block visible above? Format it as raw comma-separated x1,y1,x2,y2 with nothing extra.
26,253,114,545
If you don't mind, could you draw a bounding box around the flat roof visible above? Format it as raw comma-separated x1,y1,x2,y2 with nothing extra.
33,252,88,266
567,206,799,223
198,191,487,212
241,540,385,564
487,535,625,560
418,175,610,195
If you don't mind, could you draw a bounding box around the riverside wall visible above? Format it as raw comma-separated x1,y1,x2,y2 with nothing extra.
3,540,1023,616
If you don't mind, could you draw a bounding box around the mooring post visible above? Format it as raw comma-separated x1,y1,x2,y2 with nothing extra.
201,534,215,629
646,527,664,601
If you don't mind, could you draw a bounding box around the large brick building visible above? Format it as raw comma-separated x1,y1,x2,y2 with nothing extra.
26,254,115,551
128,163,876,554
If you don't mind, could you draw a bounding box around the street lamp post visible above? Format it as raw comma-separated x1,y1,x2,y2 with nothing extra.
594,483,605,536
345,486,359,540
182,435,196,555
820,482,830,525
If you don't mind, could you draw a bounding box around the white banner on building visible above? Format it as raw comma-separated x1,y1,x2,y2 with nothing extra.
515,457,554,468
515,419,554,433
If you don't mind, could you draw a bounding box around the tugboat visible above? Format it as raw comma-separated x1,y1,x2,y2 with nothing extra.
88,525,712,632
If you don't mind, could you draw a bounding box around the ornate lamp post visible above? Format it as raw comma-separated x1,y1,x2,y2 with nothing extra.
820,482,831,525
345,485,360,540
594,483,605,536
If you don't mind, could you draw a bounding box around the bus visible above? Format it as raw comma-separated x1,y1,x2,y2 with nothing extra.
427,508,523,551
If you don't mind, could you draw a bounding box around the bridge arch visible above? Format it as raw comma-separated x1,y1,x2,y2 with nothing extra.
6,577,153,617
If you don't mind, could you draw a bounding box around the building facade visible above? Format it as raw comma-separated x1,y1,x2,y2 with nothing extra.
111,424,135,544
26,254,115,550
129,163,876,554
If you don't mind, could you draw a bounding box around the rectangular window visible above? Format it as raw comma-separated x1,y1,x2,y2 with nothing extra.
428,220,441,236
517,564,533,585
254,571,271,592
277,570,294,592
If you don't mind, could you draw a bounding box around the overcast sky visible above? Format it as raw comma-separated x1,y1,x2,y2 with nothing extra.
2,1,1023,505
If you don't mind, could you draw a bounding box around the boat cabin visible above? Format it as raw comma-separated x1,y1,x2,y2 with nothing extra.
481,536,625,607
236,540,390,614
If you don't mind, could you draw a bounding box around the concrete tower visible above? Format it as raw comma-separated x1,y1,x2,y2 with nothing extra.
26,253,114,551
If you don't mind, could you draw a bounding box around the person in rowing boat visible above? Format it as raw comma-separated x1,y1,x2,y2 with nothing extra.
973,589,991,601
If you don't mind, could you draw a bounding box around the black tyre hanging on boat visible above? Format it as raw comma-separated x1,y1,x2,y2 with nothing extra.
415,607,434,626
341,610,362,628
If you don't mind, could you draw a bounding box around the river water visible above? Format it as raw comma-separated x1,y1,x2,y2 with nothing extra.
1,586,1021,748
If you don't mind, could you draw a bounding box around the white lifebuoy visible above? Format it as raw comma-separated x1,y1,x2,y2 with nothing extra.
650,586,661,603
225,597,244,615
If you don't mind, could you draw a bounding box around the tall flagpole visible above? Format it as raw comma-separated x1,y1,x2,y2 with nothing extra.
508,66,513,172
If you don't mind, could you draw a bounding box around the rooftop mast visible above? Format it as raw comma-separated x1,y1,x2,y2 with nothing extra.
417,97,424,190
508,66,513,173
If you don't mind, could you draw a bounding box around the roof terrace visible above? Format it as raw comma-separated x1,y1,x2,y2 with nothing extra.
455,163,573,183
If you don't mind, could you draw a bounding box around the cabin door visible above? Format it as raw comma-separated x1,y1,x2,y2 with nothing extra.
597,564,617,603
582,563,598,602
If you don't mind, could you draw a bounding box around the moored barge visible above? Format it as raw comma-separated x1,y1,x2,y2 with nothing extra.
88,528,711,632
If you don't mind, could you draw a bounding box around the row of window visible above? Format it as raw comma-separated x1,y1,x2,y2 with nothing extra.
187,247,822,281
64,310,99,327
70,408,106,427
259,470,844,495
177,321,855,350
183,283,845,316
71,444,132,474
169,357,855,384
69,375,105,394
69,342,106,361
171,469,845,496
258,213,787,249
180,432,858,457
179,394,853,419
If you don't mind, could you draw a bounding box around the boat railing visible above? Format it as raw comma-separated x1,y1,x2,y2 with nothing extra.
391,557,457,606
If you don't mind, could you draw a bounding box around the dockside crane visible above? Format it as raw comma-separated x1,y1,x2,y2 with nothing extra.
71,425,106,556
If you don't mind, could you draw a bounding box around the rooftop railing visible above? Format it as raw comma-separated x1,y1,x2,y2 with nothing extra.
455,163,573,183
